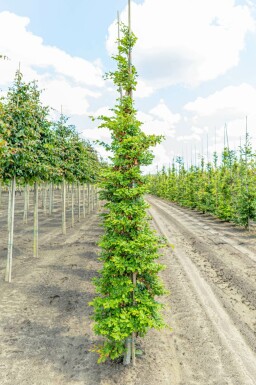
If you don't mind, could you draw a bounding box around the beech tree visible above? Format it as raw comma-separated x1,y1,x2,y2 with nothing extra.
91,20,166,365
148,142,256,228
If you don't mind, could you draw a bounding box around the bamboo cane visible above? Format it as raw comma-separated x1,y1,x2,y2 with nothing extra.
87,183,90,214
49,182,53,215
62,180,66,234
78,183,81,222
5,176,16,282
6,187,10,278
123,0,136,366
83,184,86,218
23,184,28,223
27,187,30,210
71,182,75,227
91,185,94,211
43,183,47,215
33,182,39,258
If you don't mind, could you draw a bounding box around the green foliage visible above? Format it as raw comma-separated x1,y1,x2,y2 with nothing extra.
90,24,166,363
0,71,101,185
0,71,49,182
148,141,256,228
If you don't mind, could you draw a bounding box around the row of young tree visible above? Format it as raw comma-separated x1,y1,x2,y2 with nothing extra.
0,70,101,282
148,136,256,229
0,70,100,184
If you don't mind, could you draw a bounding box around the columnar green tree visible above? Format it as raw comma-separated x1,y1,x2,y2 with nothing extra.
91,24,166,365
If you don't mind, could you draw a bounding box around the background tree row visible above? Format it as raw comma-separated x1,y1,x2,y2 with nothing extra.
0,70,102,282
148,140,256,229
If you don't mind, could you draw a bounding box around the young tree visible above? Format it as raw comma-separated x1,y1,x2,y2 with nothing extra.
91,23,166,365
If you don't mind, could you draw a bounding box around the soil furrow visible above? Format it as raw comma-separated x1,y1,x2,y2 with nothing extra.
148,197,256,385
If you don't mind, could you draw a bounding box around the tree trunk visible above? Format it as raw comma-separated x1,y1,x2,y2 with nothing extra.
23,184,28,224
62,180,66,234
49,182,53,215
78,183,81,222
43,183,47,215
123,337,132,365
83,184,86,218
71,182,75,227
33,182,39,258
87,183,90,214
5,176,16,282
27,187,30,211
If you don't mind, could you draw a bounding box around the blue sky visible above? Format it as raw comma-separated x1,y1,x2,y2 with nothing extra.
1,0,256,169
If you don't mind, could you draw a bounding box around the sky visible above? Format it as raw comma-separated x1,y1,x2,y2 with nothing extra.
0,0,256,171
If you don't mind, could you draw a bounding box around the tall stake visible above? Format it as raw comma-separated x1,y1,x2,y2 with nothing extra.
71,182,75,227
117,11,123,99
43,183,47,215
245,116,249,229
49,182,53,215
78,183,81,221
123,0,136,366
87,183,90,214
83,184,86,218
5,176,16,282
23,184,28,223
91,185,94,211
62,179,66,234
33,182,39,258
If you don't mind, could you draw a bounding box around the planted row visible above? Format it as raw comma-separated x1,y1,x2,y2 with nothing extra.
0,70,101,282
148,139,256,228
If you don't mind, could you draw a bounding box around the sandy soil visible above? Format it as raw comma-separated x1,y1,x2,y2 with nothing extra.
0,191,256,385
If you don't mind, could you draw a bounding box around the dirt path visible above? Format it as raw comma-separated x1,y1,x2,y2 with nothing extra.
0,192,256,385
0,192,176,385
147,195,256,385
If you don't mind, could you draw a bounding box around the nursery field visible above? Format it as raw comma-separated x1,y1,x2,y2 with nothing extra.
1,191,256,385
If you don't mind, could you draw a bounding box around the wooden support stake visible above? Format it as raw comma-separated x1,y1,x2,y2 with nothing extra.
49,183,53,215
5,176,16,282
23,184,28,224
71,182,75,227
62,180,66,235
83,184,86,218
87,183,90,214
33,182,39,258
78,183,81,222
43,183,47,215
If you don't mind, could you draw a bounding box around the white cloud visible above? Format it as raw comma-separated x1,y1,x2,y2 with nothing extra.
0,11,104,114
142,143,173,173
89,106,114,118
177,133,201,142
137,110,176,138
81,127,111,141
184,83,256,119
134,79,154,98
177,125,208,142
149,99,181,125
180,84,256,159
107,0,255,90
39,76,101,116
191,126,205,135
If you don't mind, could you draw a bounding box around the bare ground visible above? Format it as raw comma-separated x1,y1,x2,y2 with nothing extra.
0,192,256,385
